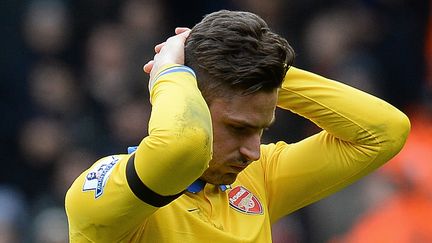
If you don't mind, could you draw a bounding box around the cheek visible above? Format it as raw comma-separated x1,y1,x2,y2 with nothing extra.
213,128,237,150
212,129,239,161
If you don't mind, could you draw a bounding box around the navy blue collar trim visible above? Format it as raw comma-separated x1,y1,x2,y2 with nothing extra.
128,146,138,154
187,179,231,193
187,179,206,193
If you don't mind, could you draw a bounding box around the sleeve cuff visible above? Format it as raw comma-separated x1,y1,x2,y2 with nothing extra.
148,64,196,92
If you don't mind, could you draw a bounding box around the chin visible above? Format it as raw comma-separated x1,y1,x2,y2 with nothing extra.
222,173,238,184
203,173,238,185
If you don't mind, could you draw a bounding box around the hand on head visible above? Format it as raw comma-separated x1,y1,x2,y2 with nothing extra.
143,27,191,82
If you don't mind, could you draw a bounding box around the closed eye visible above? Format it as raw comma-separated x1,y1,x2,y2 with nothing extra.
229,124,266,137
230,125,248,133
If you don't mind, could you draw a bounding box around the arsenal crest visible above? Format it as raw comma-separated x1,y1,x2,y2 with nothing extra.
228,186,263,214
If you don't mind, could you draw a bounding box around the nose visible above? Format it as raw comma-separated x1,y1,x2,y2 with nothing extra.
239,134,261,162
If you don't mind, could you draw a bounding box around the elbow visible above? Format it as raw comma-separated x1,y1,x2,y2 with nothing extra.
138,125,213,195
180,125,213,173
165,125,213,191
150,122,213,169
392,111,411,149
179,107,214,173
381,109,411,158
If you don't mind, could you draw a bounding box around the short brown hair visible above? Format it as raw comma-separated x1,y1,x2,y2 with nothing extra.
185,10,295,102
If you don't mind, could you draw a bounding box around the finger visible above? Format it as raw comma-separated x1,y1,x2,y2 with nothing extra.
154,42,165,53
176,29,191,40
143,60,154,74
175,27,191,35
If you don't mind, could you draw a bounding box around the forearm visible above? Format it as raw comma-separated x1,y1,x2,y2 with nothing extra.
135,65,213,195
278,67,410,164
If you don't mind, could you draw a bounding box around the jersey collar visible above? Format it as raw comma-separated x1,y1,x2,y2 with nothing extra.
186,179,231,193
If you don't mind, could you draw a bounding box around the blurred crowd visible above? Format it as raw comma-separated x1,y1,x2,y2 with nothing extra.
1,0,430,242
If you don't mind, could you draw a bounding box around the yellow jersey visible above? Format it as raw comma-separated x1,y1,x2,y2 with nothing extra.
65,65,410,242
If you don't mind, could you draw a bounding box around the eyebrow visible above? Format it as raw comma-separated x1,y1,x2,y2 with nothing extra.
229,116,276,129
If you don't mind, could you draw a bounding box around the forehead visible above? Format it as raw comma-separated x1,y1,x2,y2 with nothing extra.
209,90,278,127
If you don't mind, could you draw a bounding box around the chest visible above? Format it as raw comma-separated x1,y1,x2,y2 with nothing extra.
139,184,271,242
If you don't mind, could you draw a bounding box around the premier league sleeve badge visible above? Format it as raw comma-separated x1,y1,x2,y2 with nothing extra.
82,156,120,198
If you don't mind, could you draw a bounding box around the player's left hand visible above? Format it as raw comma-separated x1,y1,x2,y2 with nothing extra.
143,27,191,82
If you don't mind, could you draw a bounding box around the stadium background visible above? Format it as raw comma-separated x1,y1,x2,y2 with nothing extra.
1,0,430,242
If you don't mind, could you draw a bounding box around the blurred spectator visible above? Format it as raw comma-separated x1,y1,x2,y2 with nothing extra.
120,0,169,101
230,0,287,32
302,3,382,94
120,0,166,39
28,61,82,117
370,0,429,108
85,23,131,109
17,117,70,200
19,117,69,167
32,207,68,243
106,98,150,148
22,0,71,56
0,186,29,243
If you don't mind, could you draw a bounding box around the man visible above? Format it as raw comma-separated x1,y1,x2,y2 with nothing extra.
65,10,410,242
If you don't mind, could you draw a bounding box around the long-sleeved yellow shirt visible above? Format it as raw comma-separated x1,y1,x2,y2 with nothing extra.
65,65,410,242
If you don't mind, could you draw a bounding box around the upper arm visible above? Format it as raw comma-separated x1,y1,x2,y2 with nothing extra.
65,154,158,242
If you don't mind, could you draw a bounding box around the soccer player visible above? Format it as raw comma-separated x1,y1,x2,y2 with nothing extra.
65,10,410,242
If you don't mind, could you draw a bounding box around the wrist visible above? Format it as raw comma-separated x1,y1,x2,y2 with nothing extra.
148,64,196,92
